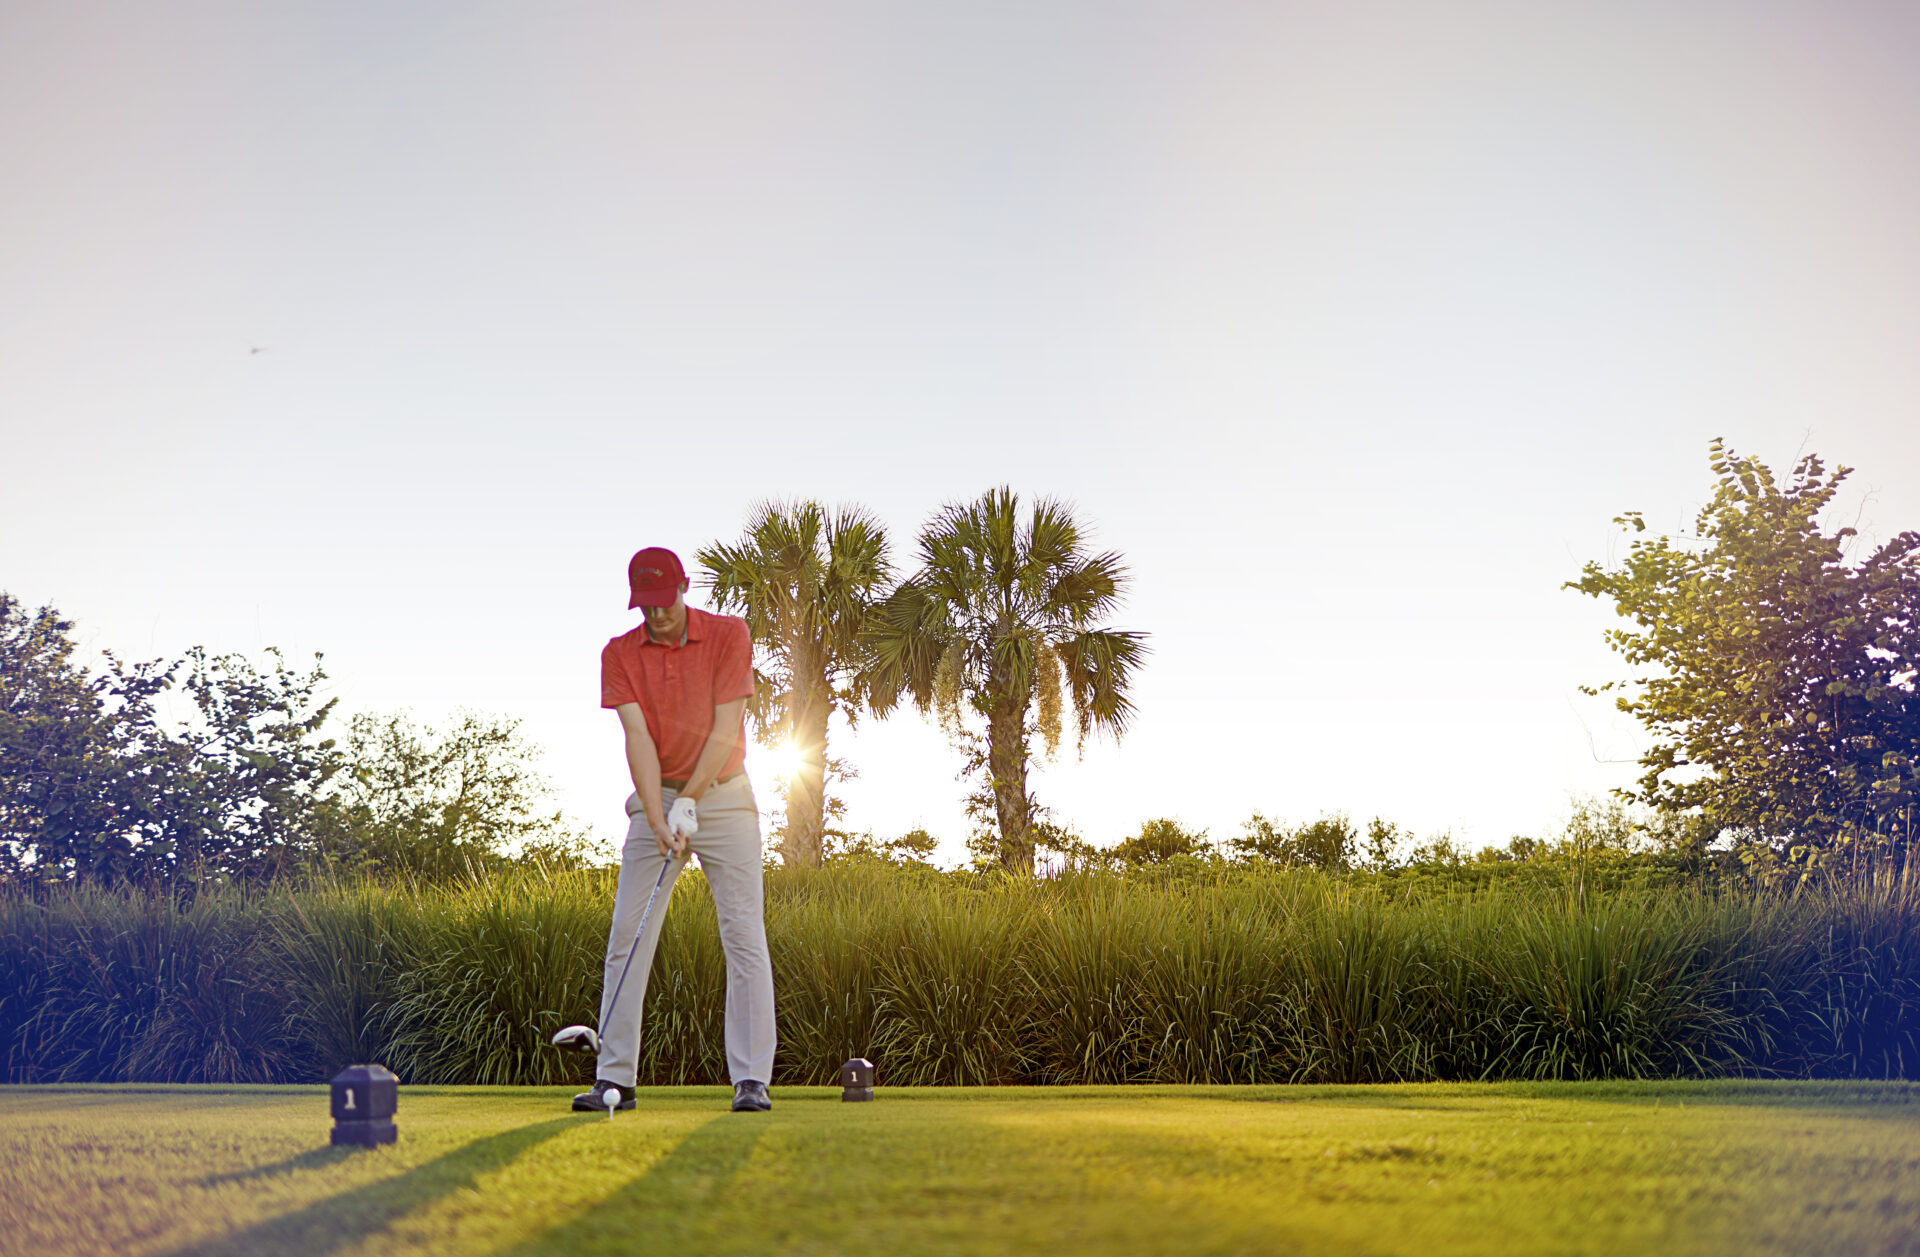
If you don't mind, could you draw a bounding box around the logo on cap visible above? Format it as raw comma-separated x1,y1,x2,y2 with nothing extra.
627,548,687,609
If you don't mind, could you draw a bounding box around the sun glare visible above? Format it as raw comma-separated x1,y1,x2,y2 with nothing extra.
760,740,804,781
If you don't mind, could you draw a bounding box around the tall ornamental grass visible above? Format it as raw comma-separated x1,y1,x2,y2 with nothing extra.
1,861,1915,1086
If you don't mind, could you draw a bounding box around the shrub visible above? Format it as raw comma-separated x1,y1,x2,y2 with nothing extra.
3,861,1916,1086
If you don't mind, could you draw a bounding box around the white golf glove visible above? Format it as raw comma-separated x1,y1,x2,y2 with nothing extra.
667,795,699,841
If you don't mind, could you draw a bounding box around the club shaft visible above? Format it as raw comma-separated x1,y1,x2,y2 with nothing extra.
600,853,677,1043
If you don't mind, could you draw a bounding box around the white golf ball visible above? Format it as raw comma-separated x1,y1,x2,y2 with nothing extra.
604,1088,621,1115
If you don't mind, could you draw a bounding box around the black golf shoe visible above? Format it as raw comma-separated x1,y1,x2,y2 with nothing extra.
731,1080,772,1112
572,1080,635,1113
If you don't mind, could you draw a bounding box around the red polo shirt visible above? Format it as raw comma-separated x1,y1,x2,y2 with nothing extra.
600,607,755,781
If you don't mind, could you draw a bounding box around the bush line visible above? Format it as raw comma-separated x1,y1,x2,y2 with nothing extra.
2,861,1915,1086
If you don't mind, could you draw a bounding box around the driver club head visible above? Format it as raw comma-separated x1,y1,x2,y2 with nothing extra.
551,1025,601,1055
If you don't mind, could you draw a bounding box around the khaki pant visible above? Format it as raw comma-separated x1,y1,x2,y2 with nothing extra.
596,774,777,1088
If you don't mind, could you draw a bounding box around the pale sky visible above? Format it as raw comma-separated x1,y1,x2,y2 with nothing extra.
4,1,1918,864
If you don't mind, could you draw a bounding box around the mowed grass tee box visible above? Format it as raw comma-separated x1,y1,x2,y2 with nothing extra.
2,1082,1916,1257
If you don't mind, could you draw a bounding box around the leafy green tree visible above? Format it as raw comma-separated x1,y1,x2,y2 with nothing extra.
1028,819,1110,872
698,501,894,867
161,647,343,881
0,594,341,885
1360,817,1403,871
0,595,154,883
1499,836,1547,863
1569,442,1920,857
1290,814,1356,870
865,489,1148,873
1559,795,1640,857
1229,812,1356,870
822,825,940,866
1113,817,1210,866
321,711,586,880
1407,832,1465,866
1229,813,1291,864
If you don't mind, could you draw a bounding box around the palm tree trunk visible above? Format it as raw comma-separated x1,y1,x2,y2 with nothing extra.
782,673,831,868
987,699,1033,874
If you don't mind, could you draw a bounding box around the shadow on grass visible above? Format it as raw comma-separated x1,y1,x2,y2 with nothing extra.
198,1144,359,1186
163,1117,580,1257
498,1114,769,1257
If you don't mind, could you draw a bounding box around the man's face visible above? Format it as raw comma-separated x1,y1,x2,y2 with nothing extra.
642,585,687,637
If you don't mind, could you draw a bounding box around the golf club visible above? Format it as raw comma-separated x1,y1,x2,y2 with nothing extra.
551,850,682,1057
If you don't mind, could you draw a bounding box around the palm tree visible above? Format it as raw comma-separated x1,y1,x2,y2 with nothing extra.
697,502,893,867
865,488,1147,873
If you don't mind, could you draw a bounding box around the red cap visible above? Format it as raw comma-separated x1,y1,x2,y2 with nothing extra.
627,547,687,609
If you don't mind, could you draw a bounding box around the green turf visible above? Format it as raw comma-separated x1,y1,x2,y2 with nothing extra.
2,1082,1917,1256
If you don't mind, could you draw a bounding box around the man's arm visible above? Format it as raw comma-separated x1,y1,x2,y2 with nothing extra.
681,697,747,803
615,703,677,856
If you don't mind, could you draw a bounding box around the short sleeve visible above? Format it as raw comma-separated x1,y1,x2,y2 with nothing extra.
600,640,637,709
712,619,755,704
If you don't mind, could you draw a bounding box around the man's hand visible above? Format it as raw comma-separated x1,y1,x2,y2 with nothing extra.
649,792,682,858
655,804,687,859
655,797,696,858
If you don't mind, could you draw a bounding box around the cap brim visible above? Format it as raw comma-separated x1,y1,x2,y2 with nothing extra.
629,589,678,609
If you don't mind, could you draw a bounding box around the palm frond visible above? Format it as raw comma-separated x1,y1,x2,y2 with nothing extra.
860,578,954,717
1048,550,1128,626
1056,628,1150,746
1021,497,1082,598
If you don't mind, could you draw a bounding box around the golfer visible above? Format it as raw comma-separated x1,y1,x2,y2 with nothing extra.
574,546,776,1114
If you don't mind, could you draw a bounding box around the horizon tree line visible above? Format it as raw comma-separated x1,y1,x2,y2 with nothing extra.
4,445,1913,884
